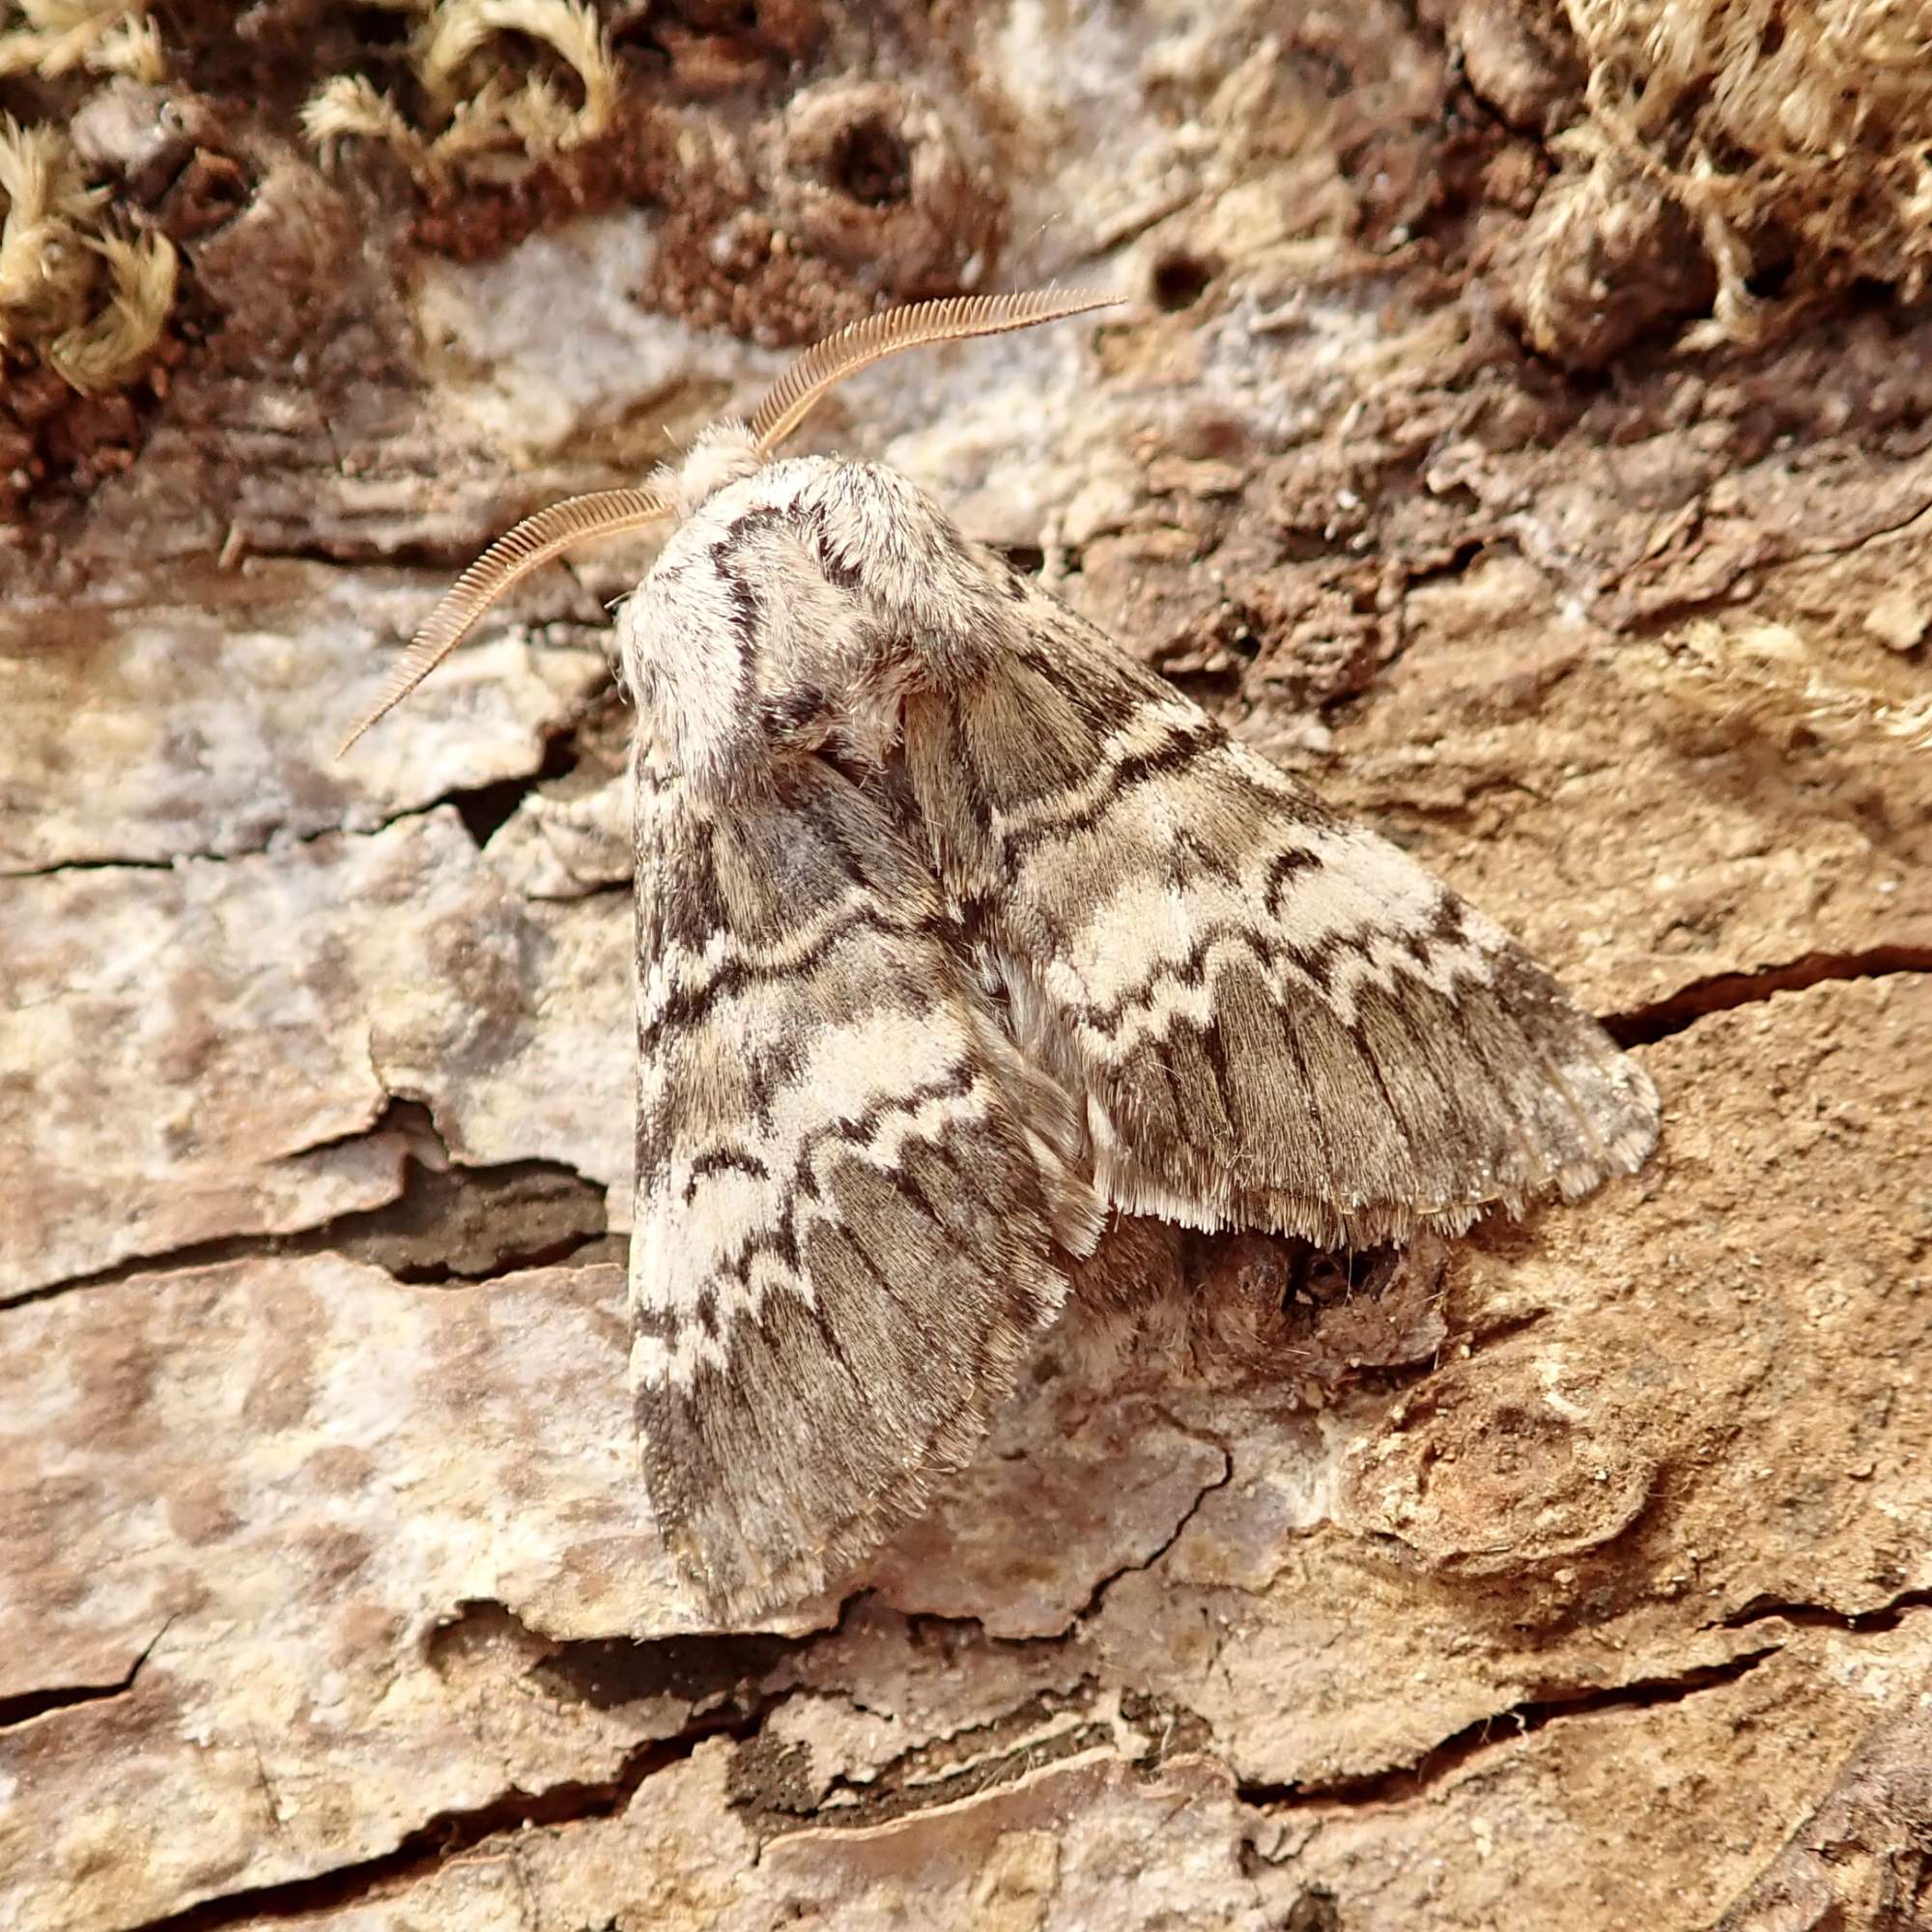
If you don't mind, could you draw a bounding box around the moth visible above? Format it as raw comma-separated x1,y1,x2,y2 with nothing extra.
342,291,1661,1620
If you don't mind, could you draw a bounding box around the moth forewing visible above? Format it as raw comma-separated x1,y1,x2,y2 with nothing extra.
897,583,1660,1255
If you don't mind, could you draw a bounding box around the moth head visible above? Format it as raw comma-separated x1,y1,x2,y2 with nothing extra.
336,287,1121,756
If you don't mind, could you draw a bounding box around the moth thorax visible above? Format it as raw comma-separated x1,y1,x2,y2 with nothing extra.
670,420,764,517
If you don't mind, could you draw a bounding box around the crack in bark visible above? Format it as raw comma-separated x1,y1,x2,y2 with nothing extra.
1712,1588,1932,1634
0,1105,611,1311
81,1568,1925,1921
739,1682,1110,1836
723,1449,1236,1834
119,1605,816,1929
1605,945,1932,1046
444,718,582,850
1236,1645,1784,1813
1072,1428,1236,1629
753,1673,1226,1839
2,689,595,881
0,1617,172,1731
1,799,443,881
119,1714,758,1932
99,1587,1917,1924
531,1620,810,1713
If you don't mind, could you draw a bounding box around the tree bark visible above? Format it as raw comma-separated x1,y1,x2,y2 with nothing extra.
4,6,1930,1929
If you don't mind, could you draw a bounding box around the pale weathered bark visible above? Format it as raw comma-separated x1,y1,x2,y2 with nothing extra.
4,6,1930,1929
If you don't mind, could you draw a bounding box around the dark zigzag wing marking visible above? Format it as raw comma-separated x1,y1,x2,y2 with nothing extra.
902,581,1660,1248
639,901,951,1045
661,1065,982,1314
639,1135,1068,1613
639,742,954,1048
631,751,1088,1618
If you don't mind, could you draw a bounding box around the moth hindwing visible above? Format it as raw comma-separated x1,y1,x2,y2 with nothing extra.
345,292,1660,1619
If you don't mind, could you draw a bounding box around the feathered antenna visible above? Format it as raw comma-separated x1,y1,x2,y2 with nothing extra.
337,485,671,754
337,288,1118,753
747,288,1119,455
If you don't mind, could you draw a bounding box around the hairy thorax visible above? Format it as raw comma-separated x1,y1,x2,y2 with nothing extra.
615,448,1023,795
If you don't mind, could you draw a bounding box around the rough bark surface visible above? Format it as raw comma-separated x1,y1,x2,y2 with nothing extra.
4,6,1930,1930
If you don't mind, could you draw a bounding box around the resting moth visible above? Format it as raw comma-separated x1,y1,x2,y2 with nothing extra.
342,290,1661,1619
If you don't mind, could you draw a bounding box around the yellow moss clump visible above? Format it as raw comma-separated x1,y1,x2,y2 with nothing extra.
300,0,617,183
1552,0,1932,343
0,116,177,395
0,0,163,83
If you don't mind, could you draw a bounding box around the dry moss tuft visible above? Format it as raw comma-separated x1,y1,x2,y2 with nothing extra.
43,224,177,391
0,0,163,83
1538,0,1932,348
0,114,176,396
300,0,617,184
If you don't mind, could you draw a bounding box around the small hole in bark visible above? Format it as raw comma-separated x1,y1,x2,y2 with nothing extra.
1151,250,1213,311
446,726,578,848
1281,1887,1344,1932
827,117,911,206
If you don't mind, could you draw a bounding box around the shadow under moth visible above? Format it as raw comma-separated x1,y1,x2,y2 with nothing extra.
342,291,1661,1621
